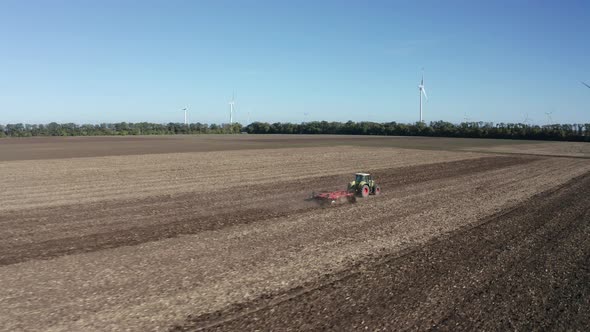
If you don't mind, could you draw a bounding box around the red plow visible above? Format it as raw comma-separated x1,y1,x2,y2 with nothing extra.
310,190,357,205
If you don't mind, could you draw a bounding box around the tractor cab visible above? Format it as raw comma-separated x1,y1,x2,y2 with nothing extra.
349,173,381,198
354,173,372,184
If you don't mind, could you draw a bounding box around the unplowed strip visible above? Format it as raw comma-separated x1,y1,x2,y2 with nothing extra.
176,172,590,331
0,156,534,267
0,146,484,211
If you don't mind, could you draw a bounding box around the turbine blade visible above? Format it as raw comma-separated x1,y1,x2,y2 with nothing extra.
422,87,428,100
582,81,590,88
421,67,424,85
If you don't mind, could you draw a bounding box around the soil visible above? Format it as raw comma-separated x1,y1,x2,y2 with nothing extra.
178,172,590,331
2,135,586,162
0,137,588,331
0,155,535,266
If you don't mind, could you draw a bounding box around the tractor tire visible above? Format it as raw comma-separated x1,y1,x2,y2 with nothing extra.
360,184,370,198
373,185,381,196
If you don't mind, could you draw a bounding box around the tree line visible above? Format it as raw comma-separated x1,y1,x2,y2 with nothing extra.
0,122,243,137
0,121,588,142
245,121,590,141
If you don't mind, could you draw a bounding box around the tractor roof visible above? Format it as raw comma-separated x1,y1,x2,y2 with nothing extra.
355,173,371,176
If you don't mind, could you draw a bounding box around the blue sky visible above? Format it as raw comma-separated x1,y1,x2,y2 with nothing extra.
0,0,588,125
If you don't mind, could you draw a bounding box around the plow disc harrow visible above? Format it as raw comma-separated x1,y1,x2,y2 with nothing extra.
311,190,357,205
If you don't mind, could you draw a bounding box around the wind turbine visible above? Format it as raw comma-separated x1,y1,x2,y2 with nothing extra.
523,113,532,125
545,111,553,125
463,113,471,123
582,81,590,89
181,107,188,125
228,93,236,124
302,112,309,124
418,69,428,122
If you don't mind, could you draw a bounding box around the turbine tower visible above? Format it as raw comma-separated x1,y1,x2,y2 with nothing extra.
418,69,428,122
523,113,532,125
228,93,235,124
545,111,553,125
181,107,188,125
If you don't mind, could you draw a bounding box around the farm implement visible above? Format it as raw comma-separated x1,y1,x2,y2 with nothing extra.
311,190,357,205
311,173,381,205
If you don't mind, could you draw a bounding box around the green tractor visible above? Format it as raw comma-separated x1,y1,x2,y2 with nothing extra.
348,173,381,198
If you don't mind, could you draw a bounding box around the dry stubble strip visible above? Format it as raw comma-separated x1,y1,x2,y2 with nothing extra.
1,146,434,207
177,171,590,332
0,156,536,267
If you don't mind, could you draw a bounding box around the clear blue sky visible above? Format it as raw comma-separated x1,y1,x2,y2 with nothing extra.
0,0,588,125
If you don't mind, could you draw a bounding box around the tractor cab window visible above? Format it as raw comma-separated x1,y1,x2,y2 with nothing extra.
355,174,365,183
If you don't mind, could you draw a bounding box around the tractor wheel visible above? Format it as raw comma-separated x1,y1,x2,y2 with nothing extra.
360,185,370,198
373,185,381,196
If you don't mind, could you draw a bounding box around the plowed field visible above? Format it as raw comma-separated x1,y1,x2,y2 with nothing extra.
0,136,588,331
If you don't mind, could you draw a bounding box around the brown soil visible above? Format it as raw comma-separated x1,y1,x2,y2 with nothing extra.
0,156,534,266
0,140,589,331
0,146,484,211
1,135,580,162
174,172,590,331
464,141,590,158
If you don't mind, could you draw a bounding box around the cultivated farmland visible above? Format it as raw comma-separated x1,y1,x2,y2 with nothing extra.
0,135,589,331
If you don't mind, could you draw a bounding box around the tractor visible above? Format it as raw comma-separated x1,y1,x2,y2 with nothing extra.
348,173,381,198
310,172,381,205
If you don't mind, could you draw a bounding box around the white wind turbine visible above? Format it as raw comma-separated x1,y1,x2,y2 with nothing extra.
418,69,428,122
545,111,553,125
523,113,532,125
228,93,236,124
181,107,189,125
